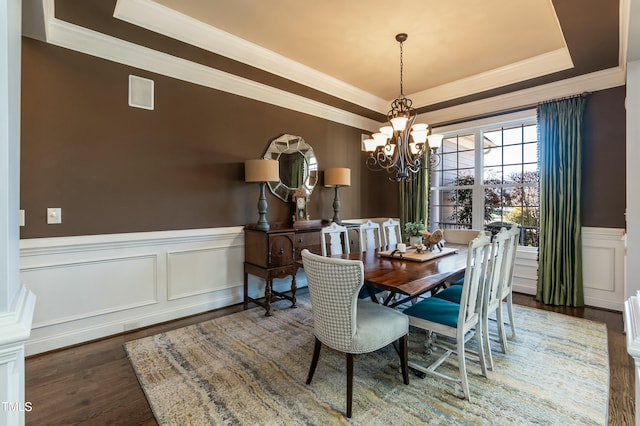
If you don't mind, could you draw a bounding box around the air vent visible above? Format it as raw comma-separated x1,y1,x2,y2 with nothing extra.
128,75,154,110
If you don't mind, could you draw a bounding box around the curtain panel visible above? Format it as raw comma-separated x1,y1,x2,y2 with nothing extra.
399,153,429,240
536,96,587,307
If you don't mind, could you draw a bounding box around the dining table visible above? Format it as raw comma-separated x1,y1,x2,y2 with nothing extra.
337,243,468,308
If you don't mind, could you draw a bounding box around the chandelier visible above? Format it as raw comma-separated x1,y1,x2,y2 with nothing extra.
363,33,443,181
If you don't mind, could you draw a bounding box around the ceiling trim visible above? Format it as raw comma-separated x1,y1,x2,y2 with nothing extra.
37,0,627,132
419,65,625,126
113,0,389,114
410,48,573,107
113,0,575,113
42,1,381,131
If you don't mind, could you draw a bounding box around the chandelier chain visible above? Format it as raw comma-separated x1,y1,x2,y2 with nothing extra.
399,39,404,97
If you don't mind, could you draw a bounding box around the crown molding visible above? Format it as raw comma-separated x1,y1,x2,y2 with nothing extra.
113,0,389,113
38,0,628,133
42,8,381,131
420,65,626,126
408,48,573,107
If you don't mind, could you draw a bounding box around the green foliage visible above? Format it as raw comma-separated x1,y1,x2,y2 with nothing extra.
404,220,426,237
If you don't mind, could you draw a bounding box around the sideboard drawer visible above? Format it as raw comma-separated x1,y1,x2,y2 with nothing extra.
295,230,322,259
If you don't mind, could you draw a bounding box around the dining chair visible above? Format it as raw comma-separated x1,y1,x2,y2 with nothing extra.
381,218,402,246
301,249,409,418
320,222,350,256
433,226,518,368
359,220,383,252
499,224,520,344
442,229,490,286
357,220,387,301
403,234,491,400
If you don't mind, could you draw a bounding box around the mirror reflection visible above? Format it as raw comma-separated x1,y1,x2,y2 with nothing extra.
263,134,317,202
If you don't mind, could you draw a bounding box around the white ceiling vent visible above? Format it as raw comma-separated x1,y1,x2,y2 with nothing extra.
128,75,154,110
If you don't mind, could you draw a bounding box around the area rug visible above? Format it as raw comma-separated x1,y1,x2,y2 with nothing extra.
125,296,609,425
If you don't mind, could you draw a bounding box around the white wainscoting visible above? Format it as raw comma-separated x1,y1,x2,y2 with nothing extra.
512,227,626,311
20,225,625,355
20,227,306,356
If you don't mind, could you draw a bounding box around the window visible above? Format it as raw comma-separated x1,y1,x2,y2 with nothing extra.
429,111,539,247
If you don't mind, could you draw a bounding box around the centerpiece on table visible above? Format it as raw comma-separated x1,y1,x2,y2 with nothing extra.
404,220,426,246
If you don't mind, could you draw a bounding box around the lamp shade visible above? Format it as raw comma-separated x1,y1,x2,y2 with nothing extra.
325,167,351,187
244,159,279,183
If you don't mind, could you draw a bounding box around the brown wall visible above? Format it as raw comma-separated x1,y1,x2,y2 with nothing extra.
582,86,626,228
20,38,399,238
20,41,626,239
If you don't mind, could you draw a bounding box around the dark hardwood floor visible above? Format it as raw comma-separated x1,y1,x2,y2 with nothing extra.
25,292,634,425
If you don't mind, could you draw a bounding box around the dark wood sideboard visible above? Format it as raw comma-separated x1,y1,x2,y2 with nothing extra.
244,220,360,316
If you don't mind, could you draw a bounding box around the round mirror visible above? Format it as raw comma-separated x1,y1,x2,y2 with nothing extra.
263,134,318,202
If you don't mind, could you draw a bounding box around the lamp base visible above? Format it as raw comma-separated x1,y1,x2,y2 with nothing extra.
331,186,342,225
255,182,270,231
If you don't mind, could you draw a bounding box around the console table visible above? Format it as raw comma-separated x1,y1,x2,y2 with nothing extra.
244,220,360,316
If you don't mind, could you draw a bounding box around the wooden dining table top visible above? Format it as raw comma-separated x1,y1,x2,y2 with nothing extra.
337,244,468,302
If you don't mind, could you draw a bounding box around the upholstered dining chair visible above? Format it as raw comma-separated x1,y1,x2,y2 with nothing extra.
301,249,409,418
403,234,491,400
381,218,402,246
320,222,350,256
359,220,383,252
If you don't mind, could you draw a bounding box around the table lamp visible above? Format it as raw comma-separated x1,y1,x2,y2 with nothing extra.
324,167,351,225
245,159,280,231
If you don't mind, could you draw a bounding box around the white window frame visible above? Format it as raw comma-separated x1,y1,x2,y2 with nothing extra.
430,109,538,252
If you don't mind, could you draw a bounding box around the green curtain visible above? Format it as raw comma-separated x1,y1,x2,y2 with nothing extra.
536,96,586,307
399,152,429,240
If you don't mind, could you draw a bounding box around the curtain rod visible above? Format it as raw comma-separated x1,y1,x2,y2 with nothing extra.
538,91,591,106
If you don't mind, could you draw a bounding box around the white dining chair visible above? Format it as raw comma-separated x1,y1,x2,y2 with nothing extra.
381,218,402,246
320,222,350,256
359,220,383,252
499,224,520,344
403,234,491,400
301,249,409,418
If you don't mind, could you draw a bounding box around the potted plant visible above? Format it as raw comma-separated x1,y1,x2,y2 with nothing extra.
404,220,426,245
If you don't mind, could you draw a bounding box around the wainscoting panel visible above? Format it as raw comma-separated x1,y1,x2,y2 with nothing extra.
582,227,626,310
167,245,244,301
20,227,253,355
22,255,158,327
19,225,625,355
512,227,626,311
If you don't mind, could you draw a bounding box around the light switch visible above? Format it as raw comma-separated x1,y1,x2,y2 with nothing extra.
19,209,25,227
47,208,62,224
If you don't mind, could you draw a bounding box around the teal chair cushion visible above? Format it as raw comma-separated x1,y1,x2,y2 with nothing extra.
432,285,462,304
450,277,464,286
403,297,460,328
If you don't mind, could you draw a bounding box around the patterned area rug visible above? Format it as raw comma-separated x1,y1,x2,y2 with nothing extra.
125,296,609,425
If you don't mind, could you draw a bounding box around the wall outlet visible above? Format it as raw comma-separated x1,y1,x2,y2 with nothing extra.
47,207,62,224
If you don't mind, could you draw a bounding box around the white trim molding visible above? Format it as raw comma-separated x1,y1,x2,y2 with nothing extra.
20,227,306,355
31,0,628,133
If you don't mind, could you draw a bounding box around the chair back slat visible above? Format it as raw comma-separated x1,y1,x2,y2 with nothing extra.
458,234,492,325
501,224,520,298
359,220,383,252
301,249,363,352
484,228,511,315
381,218,402,246
320,223,350,256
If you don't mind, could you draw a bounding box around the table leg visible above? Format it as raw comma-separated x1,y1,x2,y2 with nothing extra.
264,279,273,317
243,271,249,310
290,274,297,308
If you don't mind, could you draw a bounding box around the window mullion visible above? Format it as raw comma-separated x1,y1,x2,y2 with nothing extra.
472,128,484,229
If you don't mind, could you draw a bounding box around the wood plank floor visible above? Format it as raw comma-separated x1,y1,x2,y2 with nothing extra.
25,292,634,425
